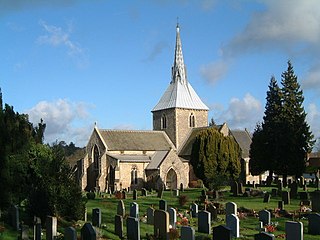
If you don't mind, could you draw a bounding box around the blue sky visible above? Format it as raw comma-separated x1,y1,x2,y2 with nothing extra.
1,0,319,147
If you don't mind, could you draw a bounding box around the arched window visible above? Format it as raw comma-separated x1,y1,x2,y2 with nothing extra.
131,167,138,185
93,145,100,170
189,113,195,128
161,114,167,129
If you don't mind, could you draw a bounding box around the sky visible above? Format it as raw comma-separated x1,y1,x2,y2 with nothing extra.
1,0,320,148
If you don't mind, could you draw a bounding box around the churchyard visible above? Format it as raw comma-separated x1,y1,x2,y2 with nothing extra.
1,180,320,239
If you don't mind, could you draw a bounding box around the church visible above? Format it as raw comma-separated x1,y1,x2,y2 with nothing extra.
76,25,258,192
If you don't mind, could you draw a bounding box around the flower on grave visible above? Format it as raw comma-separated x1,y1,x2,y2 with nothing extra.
265,222,278,233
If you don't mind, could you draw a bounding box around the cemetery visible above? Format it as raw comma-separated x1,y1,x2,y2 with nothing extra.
1,181,320,239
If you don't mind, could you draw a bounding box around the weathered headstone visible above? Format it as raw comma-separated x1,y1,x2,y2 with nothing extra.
278,201,284,210
92,208,101,227
311,190,320,212
81,223,96,240
180,226,195,240
133,189,137,200
9,205,19,230
141,188,147,197
127,217,140,240
263,193,271,203
226,213,239,238
191,203,198,218
154,210,169,240
147,207,155,225
259,210,271,225
46,216,57,240
117,200,125,217
300,176,305,187
64,226,77,240
282,191,290,205
20,225,29,240
157,186,163,198
168,207,177,229
308,213,320,235
226,202,237,216
277,180,283,193
33,217,41,240
198,210,211,234
285,221,303,240
130,202,139,218
254,232,275,239
207,203,217,221
114,215,123,238
212,225,232,240
232,181,238,196
290,181,298,199
159,199,167,211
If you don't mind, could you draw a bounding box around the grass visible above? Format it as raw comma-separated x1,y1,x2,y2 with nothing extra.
1,185,319,239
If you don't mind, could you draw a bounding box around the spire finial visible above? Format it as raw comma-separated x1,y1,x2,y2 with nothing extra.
176,17,179,28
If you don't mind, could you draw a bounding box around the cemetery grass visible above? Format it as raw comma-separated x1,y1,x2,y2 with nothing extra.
1,186,319,239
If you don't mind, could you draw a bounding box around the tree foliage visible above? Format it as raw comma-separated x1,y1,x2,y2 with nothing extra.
191,128,241,190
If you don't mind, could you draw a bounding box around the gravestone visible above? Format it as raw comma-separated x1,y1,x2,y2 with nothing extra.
64,226,77,240
285,221,303,240
277,180,283,193
84,207,87,222
311,191,320,212
282,191,290,205
238,182,243,194
33,217,41,240
263,193,271,203
168,207,177,229
308,213,320,235
232,181,238,196
130,202,139,218
141,188,147,197
226,202,237,216
174,189,179,197
212,225,232,240
290,181,298,199
81,223,96,240
299,191,309,200
300,176,305,187
133,189,137,200
271,189,277,197
154,210,169,240
180,183,184,192
127,217,140,240
254,232,275,239
226,213,239,238
180,226,195,240
147,207,155,225
92,208,101,227
207,203,217,221
278,201,284,210
20,225,29,240
198,210,211,234
122,190,126,199
159,199,167,211
46,216,57,240
259,210,271,225
114,215,123,238
117,200,125,217
157,186,163,198
191,203,198,218
9,205,19,230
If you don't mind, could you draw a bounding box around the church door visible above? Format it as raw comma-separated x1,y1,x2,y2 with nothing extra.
166,168,177,190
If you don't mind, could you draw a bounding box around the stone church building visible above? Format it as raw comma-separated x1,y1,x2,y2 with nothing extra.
76,25,257,192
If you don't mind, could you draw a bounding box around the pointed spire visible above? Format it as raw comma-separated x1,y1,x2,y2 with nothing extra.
171,24,187,84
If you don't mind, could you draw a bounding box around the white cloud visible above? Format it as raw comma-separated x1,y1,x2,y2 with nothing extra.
200,60,229,85
26,99,94,146
302,63,320,93
215,93,263,132
307,103,320,142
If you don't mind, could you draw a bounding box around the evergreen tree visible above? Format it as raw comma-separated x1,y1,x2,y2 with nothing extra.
249,123,267,175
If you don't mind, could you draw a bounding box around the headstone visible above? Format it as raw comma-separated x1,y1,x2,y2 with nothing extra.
278,201,284,210
84,207,87,222
190,203,198,218
254,232,275,239
130,202,139,218
212,225,232,240
180,226,195,240
180,183,184,192
299,191,309,200
46,216,57,240
122,190,126,199
308,213,320,235
226,213,240,238
259,210,271,225
303,184,307,191
168,207,177,229
253,181,256,188
232,181,238,196
271,189,277,197
311,191,320,212
285,221,303,240
159,199,167,211
198,210,211,234
147,207,155,225
127,216,140,240
133,189,137,200
290,181,298,199
81,223,96,240
157,186,163,198
33,217,41,240
282,191,290,205
207,203,217,221
92,208,101,227
174,189,179,197
226,202,237,216
277,180,283,193
117,200,125,217
9,205,19,230
20,225,29,240
263,193,271,203
141,188,147,197
114,215,123,238
64,226,77,240
154,210,169,240
300,176,305,187
238,182,243,194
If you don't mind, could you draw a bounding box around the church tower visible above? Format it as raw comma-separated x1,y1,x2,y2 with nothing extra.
152,25,209,150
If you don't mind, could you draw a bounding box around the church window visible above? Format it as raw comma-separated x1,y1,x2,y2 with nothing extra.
131,167,138,185
93,145,100,172
161,114,167,129
189,113,195,128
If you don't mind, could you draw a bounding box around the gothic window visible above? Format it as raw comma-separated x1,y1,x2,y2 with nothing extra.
161,114,167,129
189,113,195,128
131,167,138,185
93,145,100,171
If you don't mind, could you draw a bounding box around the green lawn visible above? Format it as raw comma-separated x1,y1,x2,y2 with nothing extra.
1,186,319,239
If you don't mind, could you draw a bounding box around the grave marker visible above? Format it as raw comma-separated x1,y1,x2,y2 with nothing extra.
308,213,320,235
285,221,303,240
168,207,177,229
226,202,237,216
147,207,155,225
130,202,139,218
191,203,198,218
114,215,123,238
92,208,101,227
226,213,239,238
198,210,211,234
180,226,195,240
117,200,125,217
259,210,271,225
46,216,57,240
212,225,232,240
254,232,275,239
154,210,169,240
81,223,96,240
64,226,77,240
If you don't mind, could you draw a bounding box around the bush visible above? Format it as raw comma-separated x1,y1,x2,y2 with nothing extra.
188,180,203,188
86,192,96,200
178,195,188,207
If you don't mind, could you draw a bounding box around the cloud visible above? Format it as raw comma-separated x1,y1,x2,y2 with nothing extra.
215,93,263,132
302,63,320,94
200,60,229,85
144,41,169,62
307,103,320,141
113,124,136,130
26,99,94,146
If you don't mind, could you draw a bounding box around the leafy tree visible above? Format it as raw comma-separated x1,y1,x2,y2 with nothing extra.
208,117,216,126
191,128,241,190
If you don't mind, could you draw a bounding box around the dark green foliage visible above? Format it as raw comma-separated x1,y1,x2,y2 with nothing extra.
87,192,96,200
190,128,241,190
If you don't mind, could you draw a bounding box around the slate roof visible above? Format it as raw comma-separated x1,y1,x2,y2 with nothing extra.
98,129,174,151
230,130,252,158
145,151,170,170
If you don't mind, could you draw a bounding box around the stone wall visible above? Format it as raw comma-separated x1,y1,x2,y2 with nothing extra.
117,162,149,190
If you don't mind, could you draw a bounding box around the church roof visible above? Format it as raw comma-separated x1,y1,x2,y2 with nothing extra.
230,129,252,158
152,25,209,112
98,129,175,151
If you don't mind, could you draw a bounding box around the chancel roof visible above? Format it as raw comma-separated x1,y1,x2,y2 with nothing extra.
152,25,209,112
230,130,252,158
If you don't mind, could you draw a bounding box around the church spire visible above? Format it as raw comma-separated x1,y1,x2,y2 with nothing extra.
171,24,187,84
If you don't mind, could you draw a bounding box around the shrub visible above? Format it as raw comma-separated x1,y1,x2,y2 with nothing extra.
86,192,96,200
178,195,188,207
114,191,123,199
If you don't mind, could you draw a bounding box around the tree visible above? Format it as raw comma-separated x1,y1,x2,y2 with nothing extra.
191,128,241,190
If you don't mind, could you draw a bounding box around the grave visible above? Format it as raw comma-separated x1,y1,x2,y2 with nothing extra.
282,191,290,205
81,223,96,240
311,190,320,212
154,210,169,240
290,181,298,199
180,183,184,192
207,203,217,221
19,225,29,240
133,189,137,200
198,210,211,234
226,202,237,216
117,200,125,217
92,208,101,227
259,210,271,225
263,193,270,203
122,190,126,199
168,207,177,229
174,189,179,197
212,225,232,240
141,188,147,197
147,207,155,225
278,201,284,210
226,213,239,238
130,202,139,218
127,216,140,240
191,203,198,218
33,217,41,240
9,205,19,231
46,216,57,240
159,199,167,211
114,215,123,238
299,191,309,200
254,232,275,239
308,213,320,235
180,226,195,240
64,226,77,240
285,221,303,240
